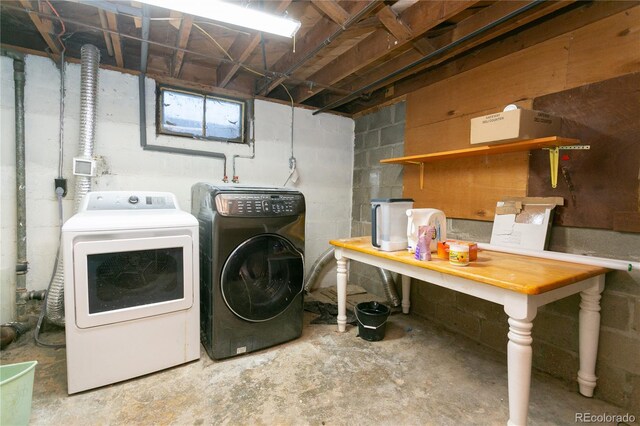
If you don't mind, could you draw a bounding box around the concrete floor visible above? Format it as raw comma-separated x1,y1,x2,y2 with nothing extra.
1,303,624,425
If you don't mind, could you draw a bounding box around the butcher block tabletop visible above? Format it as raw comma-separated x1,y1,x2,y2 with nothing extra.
330,237,608,295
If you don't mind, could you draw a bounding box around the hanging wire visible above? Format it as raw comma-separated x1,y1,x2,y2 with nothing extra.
35,0,67,348
189,19,299,184
44,0,66,53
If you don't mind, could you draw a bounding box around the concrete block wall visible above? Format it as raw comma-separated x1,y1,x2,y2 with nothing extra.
0,54,354,322
351,105,640,410
350,102,405,296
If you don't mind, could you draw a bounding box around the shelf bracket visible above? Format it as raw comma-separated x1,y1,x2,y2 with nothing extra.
545,145,589,188
407,161,424,189
549,147,559,188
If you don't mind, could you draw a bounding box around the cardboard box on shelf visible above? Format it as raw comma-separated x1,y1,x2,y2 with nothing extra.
470,109,561,145
490,197,564,251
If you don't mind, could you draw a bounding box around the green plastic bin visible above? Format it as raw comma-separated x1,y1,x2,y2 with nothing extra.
0,361,37,426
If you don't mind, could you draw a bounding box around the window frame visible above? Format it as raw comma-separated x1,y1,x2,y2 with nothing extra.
156,85,249,144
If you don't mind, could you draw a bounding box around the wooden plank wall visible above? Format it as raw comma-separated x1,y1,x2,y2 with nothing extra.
403,4,640,221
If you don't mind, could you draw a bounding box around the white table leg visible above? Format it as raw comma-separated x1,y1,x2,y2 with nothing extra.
335,250,348,332
504,299,537,426
577,275,605,397
506,317,534,426
401,275,411,314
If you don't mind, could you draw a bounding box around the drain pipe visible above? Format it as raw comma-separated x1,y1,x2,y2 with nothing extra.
0,51,47,349
304,247,401,307
13,54,29,323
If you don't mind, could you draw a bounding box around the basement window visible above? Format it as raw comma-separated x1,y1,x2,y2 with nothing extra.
157,86,247,143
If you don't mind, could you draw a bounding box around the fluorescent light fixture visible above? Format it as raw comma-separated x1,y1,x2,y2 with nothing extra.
140,0,301,38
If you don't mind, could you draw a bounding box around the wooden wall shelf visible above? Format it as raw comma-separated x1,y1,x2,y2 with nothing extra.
380,136,581,189
380,136,580,165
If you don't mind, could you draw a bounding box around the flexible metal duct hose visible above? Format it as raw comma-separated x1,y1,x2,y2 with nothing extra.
74,44,100,211
378,268,401,307
46,44,100,326
304,247,401,307
43,193,66,327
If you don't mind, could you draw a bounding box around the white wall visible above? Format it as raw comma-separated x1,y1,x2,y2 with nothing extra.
0,54,354,323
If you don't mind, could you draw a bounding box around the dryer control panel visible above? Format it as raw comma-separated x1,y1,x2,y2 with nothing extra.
214,193,304,217
82,191,177,211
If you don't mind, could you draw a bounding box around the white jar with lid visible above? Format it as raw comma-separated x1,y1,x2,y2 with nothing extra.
449,243,470,266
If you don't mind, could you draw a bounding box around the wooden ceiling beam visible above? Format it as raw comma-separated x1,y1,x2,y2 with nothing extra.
376,5,412,41
318,0,575,111
411,38,436,56
292,1,479,103
311,0,350,27
19,0,61,54
345,0,631,116
259,0,379,95
216,0,292,88
98,9,115,57
105,12,124,68
172,14,193,78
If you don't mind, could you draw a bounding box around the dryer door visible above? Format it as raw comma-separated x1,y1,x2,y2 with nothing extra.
73,234,194,328
221,234,303,322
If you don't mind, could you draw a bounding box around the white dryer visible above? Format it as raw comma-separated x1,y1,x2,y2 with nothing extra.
62,191,199,394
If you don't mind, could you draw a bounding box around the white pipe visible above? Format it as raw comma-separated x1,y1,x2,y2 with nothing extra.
477,243,639,272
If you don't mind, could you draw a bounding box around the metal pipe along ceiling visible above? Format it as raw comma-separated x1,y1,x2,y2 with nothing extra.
312,0,545,115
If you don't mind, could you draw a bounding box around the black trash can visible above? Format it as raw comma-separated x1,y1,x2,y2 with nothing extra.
355,301,390,341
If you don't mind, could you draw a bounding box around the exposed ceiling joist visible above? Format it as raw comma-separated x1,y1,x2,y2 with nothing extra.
257,0,381,96
376,5,412,41
311,0,350,27
217,0,292,88
411,38,436,56
348,0,636,116
105,11,124,68
172,14,193,78
18,0,61,54
317,0,575,113
98,9,115,57
293,0,479,103
353,0,575,95
2,0,622,115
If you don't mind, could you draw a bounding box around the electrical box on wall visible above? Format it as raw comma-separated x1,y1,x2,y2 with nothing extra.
73,158,96,177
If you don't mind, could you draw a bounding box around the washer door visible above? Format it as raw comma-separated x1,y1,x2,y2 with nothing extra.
221,234,303,322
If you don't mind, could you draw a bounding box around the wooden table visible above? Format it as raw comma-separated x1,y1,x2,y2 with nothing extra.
329,237,608,426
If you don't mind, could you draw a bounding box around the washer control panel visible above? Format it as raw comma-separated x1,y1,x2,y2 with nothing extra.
214,193,304,217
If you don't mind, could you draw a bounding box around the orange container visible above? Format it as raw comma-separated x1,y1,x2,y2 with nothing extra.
437,240,478,261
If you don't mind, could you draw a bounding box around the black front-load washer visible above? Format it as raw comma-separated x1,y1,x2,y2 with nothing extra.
191,183,305,360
